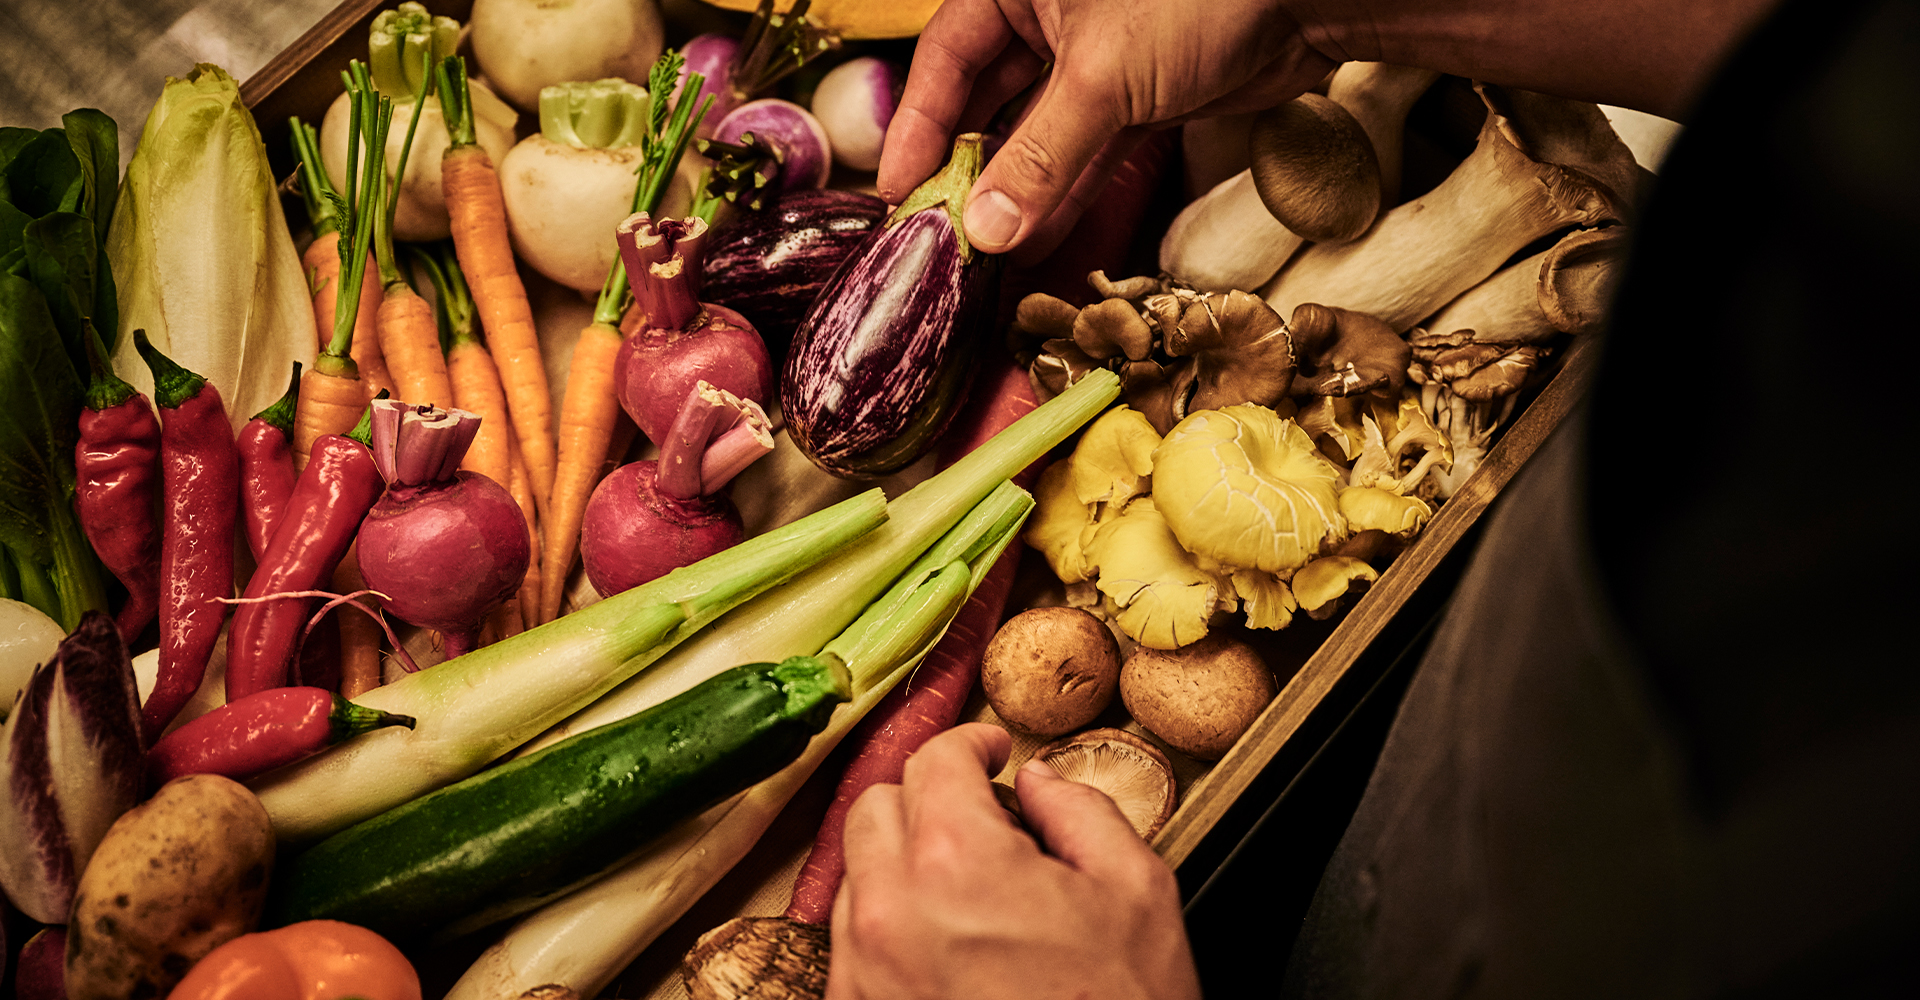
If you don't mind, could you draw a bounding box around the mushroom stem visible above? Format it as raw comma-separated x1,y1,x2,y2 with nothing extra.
1159,168,1304,293
1415,225,1630,347
1261,83,1638,331
1325,62,1443,207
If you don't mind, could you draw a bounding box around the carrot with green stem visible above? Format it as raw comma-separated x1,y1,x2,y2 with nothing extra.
290,80,388,470
437,55,556,520
411,241,511,489
361,58,453,412
291,114,389,403
537,50,713,626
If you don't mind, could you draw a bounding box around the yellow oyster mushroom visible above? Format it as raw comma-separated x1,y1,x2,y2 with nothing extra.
1230,570,1298,631
1027,459,1096,583
1293,555,1380,619
1152,405,1348,574
1339,485,1433,537
1083,498,1225,649
1070,405,1162,506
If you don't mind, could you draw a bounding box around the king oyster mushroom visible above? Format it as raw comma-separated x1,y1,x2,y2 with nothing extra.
1160,93,1381,292
1325,62,1444,206
682,916,830,1000
1030,728,1179,840
1414,225,1631,347
1262,82,1640,331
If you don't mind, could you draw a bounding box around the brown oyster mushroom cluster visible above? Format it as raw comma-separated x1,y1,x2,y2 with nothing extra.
1022,272,1422,435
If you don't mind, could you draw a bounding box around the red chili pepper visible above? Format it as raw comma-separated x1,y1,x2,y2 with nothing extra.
225,403,385,702
145,686,415,787
74,330,162,642
238,362,302,561
134,331,239,745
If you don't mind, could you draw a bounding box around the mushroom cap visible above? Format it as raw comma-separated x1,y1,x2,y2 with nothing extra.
1120,632,1276,761
982,606,1124,737
1248,93,1383,243
1032,728,1179,840
1339,485,1433,537
1166,290,1296,416
1083,497,1225,650
1288,303,1412,398
683,916,831,1000
1151,405,1347,575
1292,555,1380,618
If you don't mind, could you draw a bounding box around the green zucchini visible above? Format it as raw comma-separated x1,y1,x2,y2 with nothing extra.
264,654,850,940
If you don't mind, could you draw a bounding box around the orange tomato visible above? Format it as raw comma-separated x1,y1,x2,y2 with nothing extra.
166,920,421,1000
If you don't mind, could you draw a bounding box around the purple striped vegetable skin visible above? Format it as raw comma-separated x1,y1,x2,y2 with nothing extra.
0,611,144,924
701,188,889,358
781,132,999,479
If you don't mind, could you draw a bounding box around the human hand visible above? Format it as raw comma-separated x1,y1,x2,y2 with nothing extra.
876,0,1333,260
826,723,1201,1000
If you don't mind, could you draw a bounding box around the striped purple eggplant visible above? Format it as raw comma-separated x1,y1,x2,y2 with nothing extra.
781,133,1000,479
0,611,144,924
702,188,889,359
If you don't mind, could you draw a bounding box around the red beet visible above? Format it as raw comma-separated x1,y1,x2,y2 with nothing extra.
614,214,774,444
354,402,530,659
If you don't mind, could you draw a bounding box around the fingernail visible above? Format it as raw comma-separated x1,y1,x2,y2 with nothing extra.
964,187,1022,248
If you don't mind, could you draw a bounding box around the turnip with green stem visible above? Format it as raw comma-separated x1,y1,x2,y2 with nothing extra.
499,77,693,296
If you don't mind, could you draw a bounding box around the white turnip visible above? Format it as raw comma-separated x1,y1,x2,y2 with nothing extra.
318,3,518,243
468,0,666,113
613,214,775,444
810,56,903,172
355,402,530,659
500,78,690,295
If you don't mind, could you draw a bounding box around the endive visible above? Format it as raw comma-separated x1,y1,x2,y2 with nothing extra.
107,64,316,433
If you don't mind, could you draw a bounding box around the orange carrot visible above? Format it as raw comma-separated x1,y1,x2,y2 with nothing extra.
292,364,368,472
507,426,543,628
442,144,556,517
376,284,453,410
334,550,383,699
416,242,511,487
539,318,623,624
437,57,558,524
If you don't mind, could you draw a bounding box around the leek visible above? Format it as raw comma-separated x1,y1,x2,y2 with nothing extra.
446,479,1035,997
250,488,890,843
106,64,316,434
518,367,1123,755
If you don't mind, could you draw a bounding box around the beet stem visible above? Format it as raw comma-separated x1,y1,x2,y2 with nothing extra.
657,381,769,500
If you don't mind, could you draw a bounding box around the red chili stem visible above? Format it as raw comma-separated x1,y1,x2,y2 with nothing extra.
225,432,385,703
145,686,416,788
76,329,163,641
134,332,238,745
238,362,303,560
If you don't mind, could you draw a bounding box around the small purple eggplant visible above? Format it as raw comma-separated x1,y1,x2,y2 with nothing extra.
0,612,144,924
781,133,1000,479
702,188,890,359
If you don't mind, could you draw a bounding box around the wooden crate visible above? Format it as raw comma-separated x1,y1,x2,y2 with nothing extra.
238,1,1595,993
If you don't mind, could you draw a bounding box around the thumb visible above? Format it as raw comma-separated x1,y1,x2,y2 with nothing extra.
964,73,1123,254
1013,758,1152,875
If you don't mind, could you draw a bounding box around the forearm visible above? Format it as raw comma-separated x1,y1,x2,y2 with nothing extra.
1286,0,1782,120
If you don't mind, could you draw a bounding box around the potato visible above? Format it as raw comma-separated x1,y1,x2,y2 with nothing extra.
64,774,275,1000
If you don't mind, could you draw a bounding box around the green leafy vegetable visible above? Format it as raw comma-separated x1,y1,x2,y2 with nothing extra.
0,110,118,630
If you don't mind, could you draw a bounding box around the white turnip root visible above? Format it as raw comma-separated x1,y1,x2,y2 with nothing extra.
811,56,903,171
355,402,530,659
468,0,666,113
501,78,690,295
613,214,775,444
580,382,775,597
320,84,517,244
